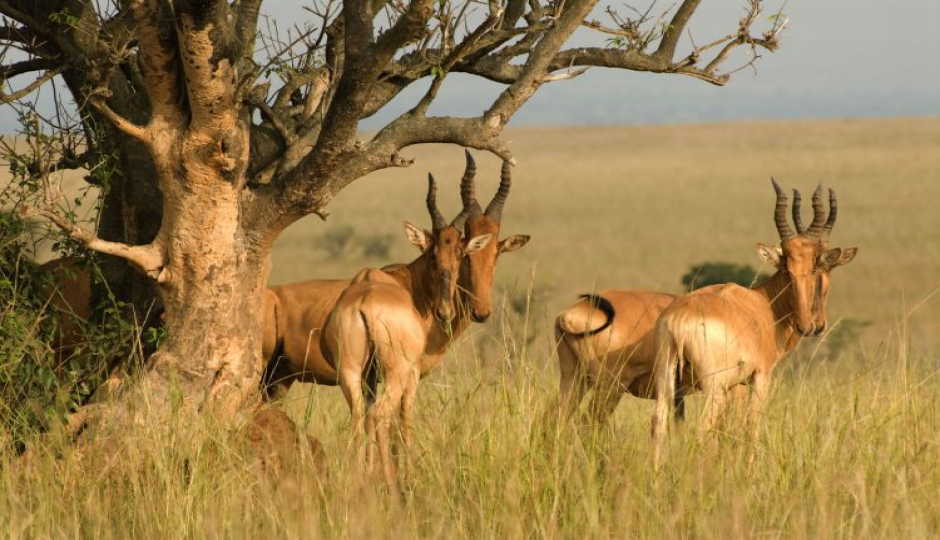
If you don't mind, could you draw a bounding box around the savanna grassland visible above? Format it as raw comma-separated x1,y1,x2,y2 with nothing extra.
3,117,940,538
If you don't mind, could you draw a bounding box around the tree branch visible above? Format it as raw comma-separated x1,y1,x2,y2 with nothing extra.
0,66,61,104
655,0,701,61
88,94,152,143
128,0,185,127
373,0,434,62
175,0,240,135
235,0,263,53
0,57,55,80
486,0,599,125
19,203,165,279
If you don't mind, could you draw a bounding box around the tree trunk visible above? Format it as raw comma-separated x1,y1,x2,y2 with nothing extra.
130,122,272,422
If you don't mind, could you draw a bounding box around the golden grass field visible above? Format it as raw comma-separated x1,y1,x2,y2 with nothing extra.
4,117,940,538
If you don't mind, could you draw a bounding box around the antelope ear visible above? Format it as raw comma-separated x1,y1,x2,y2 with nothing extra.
819,247,857,269
403,221,432,251
756,243,783,268
464,234,493,255
499,234,530,253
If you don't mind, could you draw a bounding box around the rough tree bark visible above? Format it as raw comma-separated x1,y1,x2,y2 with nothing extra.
0,0,787,432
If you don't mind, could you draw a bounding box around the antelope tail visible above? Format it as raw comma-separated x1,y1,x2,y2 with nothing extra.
556,294,616,338
654,321,686,421
261,297,288,397
674,349,686,421
359,310,379,408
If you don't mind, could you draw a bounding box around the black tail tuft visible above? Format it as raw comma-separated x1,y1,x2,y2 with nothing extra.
674,359,686,421
261,337,286,398
360,310,379,409
571,293,616,336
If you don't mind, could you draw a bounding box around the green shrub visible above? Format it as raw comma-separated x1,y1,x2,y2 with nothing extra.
359,232,394,260
318,225,356,260
0,210,143,445
682,261,770,291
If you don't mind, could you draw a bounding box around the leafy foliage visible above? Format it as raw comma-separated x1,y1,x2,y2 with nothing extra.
0,210,145,446
317,226,395,261
823,317,872,360
682,261,770,291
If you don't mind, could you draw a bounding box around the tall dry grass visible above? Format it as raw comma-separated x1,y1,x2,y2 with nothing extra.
2,313,938,538
3,117,939,537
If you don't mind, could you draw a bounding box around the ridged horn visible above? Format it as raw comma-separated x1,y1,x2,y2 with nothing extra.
484,160,512,221
822,188,838,236
771,178,796,241
792,189,805,235
460,149,482,217
806,183,826,237
450,207,471,232
426,173,446,231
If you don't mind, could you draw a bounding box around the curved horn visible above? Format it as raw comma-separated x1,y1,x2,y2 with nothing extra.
791,189,805,235
460,149,482,217
451,207,471,232
806,183,826,237
426,173,446,230
822,188,838,236
484,160,512,221
771,178,796,241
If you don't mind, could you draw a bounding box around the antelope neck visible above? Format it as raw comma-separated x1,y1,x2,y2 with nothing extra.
753,269,803,356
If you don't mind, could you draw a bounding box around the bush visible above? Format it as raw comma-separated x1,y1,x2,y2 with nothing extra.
681,261,769,291
823,317,871,360
359,232,394,260
0,210,144,445
317,226,395,261
318,225,356,260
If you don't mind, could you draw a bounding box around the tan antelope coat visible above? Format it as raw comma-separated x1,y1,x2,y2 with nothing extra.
650,181,857,464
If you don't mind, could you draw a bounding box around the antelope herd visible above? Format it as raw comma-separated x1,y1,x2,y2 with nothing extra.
36,150,858,488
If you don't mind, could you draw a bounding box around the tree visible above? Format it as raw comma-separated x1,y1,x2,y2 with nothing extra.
0,0,786,433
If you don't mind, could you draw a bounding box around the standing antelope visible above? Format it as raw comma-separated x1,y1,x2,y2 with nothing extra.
554,290,677,424
262,151,529,395
320,173,494,487
650,180,857,463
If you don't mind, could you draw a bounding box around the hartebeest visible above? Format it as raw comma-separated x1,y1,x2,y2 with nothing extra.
320,173,494,487
261,152,529,395
650,180,857,463
555,290,677,424
39,257,93,361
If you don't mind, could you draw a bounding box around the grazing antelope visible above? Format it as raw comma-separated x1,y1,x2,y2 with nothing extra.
650,180,857,463
320,173,494,487
261,151,529,395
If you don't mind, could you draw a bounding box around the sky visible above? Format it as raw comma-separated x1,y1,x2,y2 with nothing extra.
3,0,938,128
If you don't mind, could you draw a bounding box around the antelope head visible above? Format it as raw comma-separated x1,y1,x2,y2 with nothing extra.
404,173,493,323
456,151,530,323
757,179,858,336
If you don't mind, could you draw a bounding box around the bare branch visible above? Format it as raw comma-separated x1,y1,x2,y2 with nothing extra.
236,0,264,51
128,0,185,127
20,202,165,279
373,0,434,60
0,66,61,104
87,93,152,143
486,0,599,126
412,5,503,115
175,0,240,135
0,23,38,45
0,57,56,80
655,0,702,60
